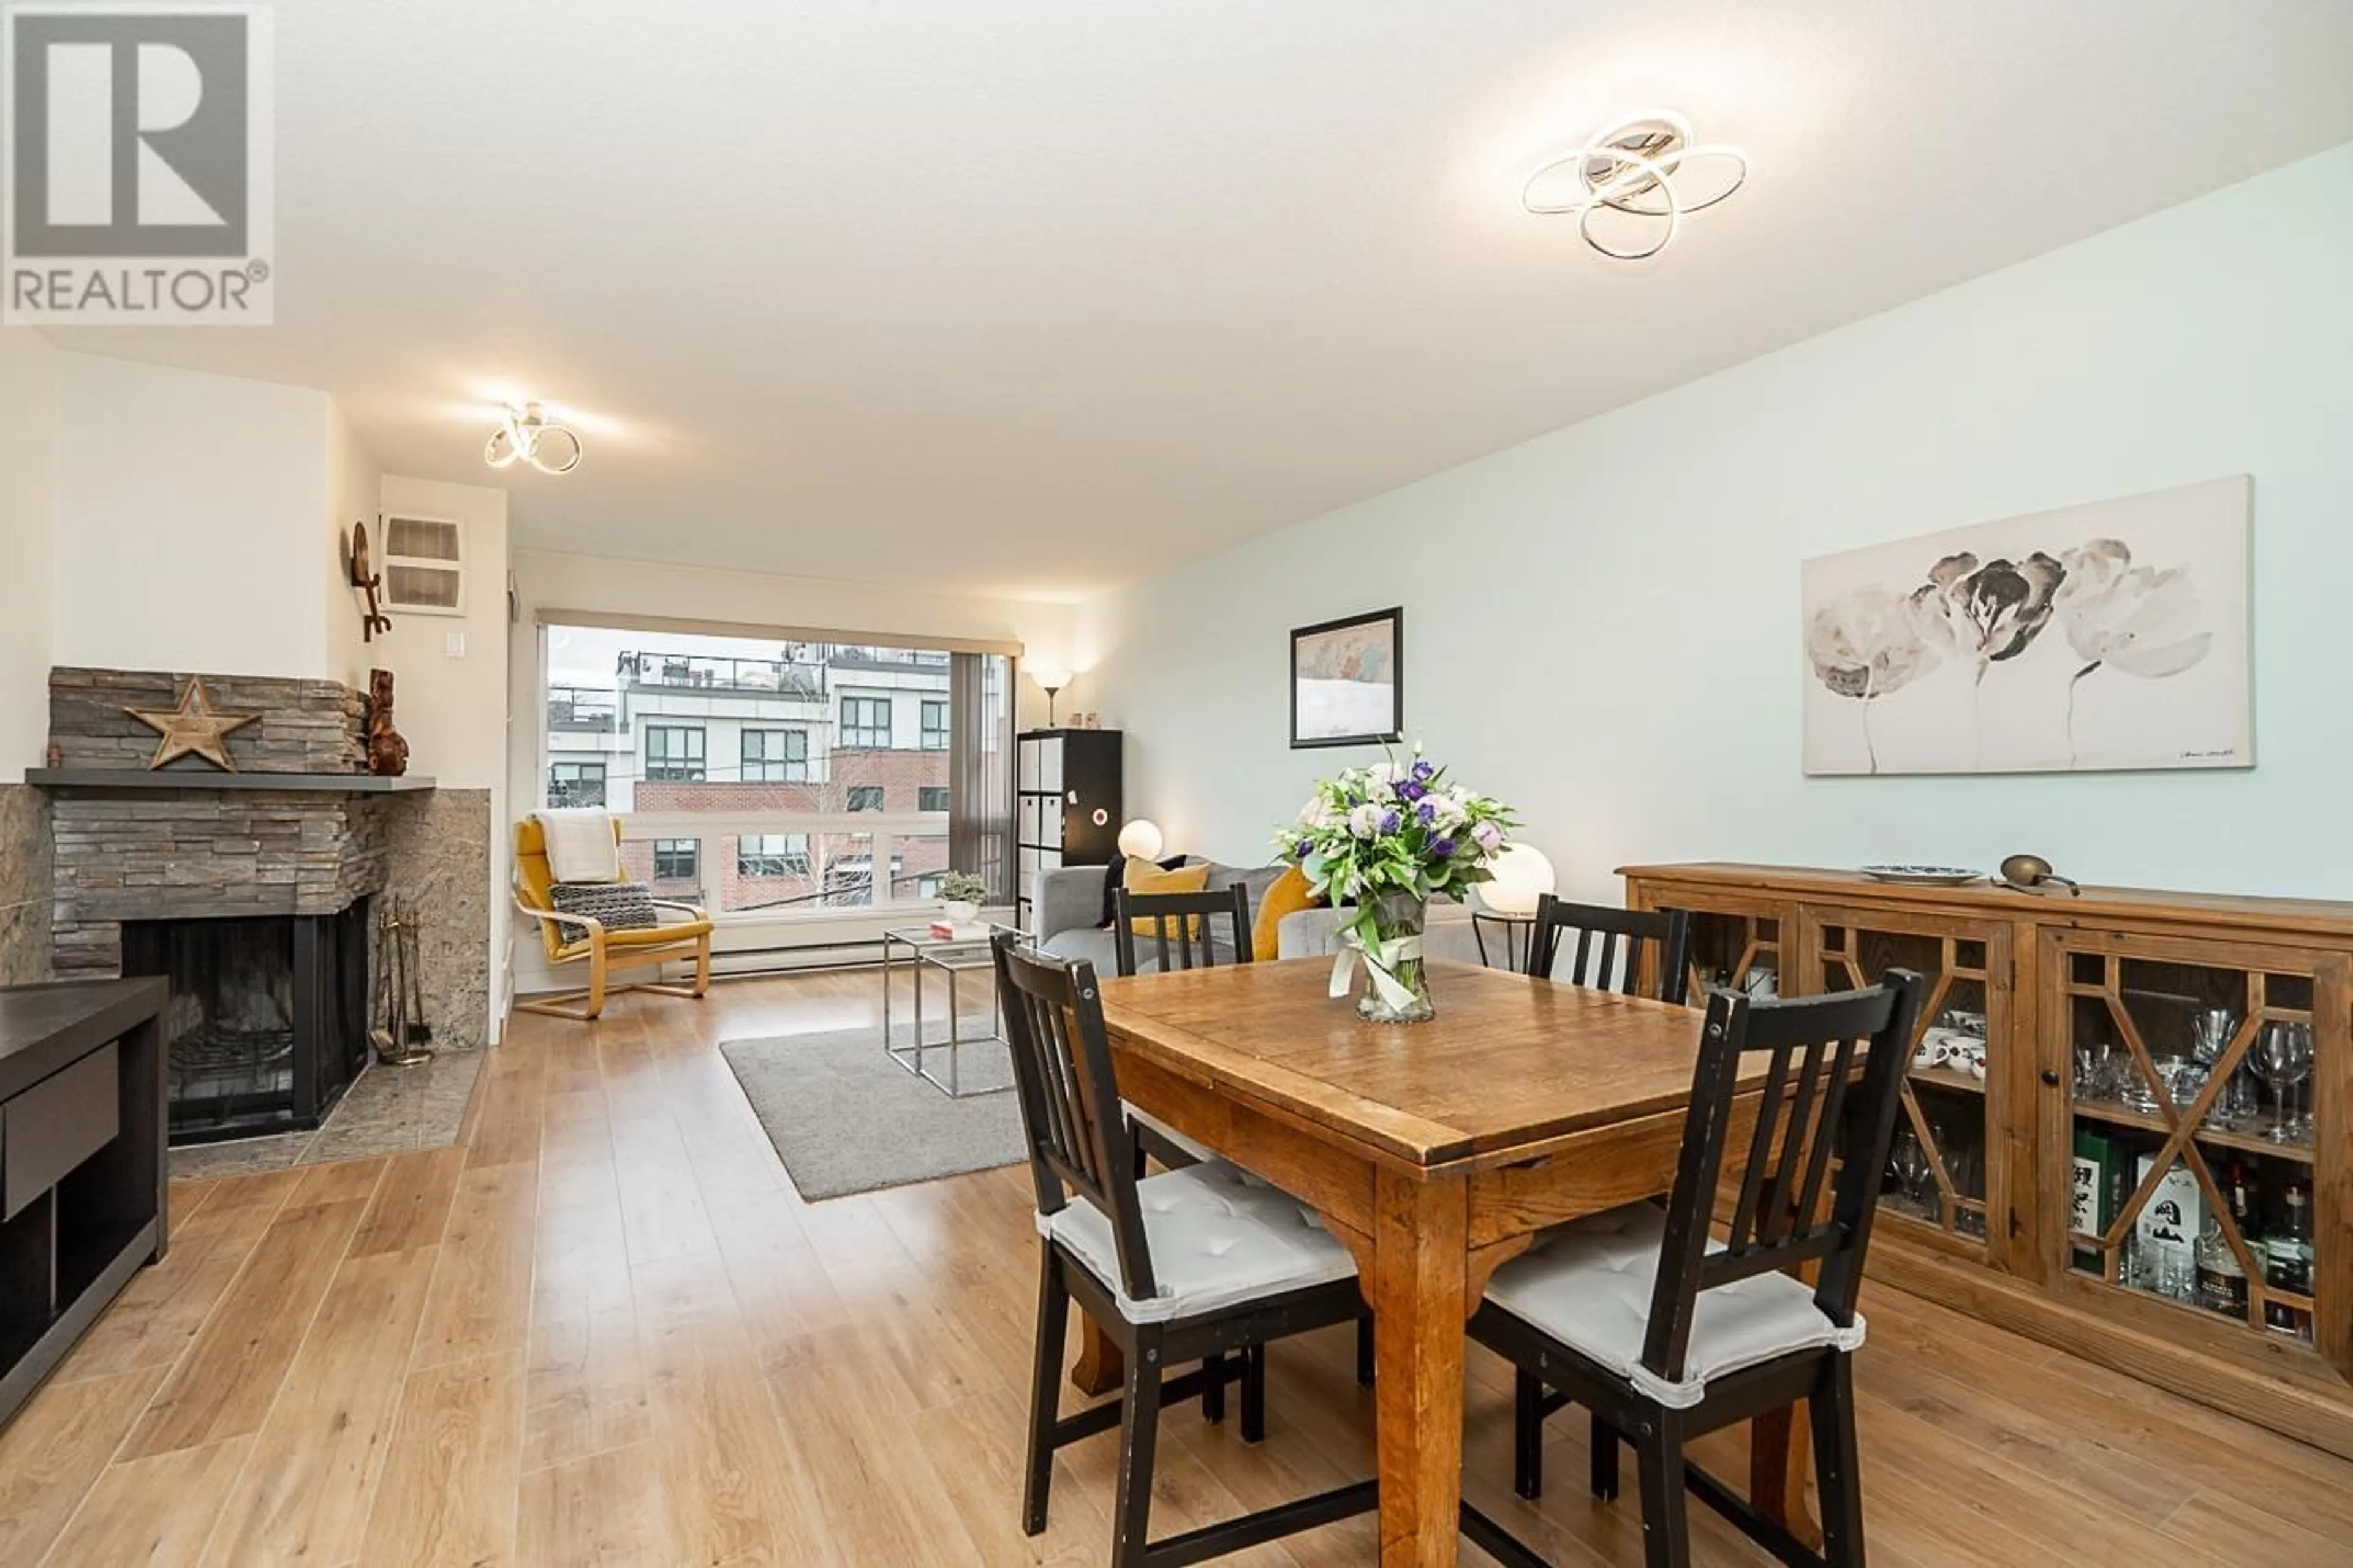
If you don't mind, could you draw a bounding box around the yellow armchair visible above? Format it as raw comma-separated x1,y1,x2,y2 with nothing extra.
513,817,714,1021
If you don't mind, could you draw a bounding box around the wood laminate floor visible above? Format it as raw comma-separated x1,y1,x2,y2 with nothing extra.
6,972,2351,1566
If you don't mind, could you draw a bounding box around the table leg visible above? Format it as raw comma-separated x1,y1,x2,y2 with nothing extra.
1368,1168,1469,1567
1071,1316,1124,1396
1751,1398,1822,1550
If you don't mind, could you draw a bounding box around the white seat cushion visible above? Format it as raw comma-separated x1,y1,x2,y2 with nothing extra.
1482,1203,1865,1410
1126,1103,1217,1165
1043,1162,1358,1325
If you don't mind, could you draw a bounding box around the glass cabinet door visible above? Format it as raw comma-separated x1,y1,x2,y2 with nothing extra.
2058,937,2330,1353
1808,909,2009,1263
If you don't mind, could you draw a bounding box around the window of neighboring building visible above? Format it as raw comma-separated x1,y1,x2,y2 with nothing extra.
842,697,892,749
742,727,809,782
652,839,699,880
920,700,949,750
918,786,949,812
847,786,886,811
645,725,707,782
548,761,607,808
737,832,810,877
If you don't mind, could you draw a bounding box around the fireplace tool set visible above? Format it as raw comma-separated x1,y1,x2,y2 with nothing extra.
372,896,437,1067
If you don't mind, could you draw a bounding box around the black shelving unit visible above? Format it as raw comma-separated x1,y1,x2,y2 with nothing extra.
1016,728,1122,931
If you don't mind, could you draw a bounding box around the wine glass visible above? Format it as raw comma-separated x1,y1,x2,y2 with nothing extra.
2256,1021,2314,1145
1892,1128,1934,1218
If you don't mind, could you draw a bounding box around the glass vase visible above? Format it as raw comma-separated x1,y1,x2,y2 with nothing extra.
1357,891,1434,1025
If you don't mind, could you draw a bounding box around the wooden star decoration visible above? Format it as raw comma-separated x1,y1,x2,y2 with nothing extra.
124,676,263,771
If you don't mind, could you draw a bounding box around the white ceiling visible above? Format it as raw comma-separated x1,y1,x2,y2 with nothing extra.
46,1,2353,600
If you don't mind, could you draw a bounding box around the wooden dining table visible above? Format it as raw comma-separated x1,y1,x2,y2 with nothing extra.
1072,956,1814,1567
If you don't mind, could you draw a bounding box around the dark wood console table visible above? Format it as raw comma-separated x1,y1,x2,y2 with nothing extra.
0,979,168,1426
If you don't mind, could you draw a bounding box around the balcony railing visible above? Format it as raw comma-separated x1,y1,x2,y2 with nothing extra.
617,650,827,697
548,687,620,732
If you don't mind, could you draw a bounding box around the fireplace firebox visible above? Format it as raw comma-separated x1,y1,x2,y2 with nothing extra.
119,903,371,1143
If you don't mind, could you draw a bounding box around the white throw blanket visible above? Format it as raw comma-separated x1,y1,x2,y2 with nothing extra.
535,809,621,884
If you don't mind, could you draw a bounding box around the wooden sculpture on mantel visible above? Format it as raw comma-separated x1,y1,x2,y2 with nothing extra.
123,675,261,770
366,667,411,776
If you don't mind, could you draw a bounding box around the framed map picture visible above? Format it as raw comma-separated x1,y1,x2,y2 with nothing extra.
1291,607,1403,749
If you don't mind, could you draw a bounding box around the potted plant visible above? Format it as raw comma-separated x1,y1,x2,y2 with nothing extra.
936,871,990,928
1277,745,1517,1023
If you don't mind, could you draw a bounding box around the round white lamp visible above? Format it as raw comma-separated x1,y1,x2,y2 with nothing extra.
1473,843,1556,918
1117,819,1164,860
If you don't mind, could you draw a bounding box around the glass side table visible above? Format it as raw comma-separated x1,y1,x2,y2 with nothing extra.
881,923,1022,1099
1472,910,1536,972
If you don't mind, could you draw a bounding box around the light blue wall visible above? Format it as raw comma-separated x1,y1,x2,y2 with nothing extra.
1075,143,2353,903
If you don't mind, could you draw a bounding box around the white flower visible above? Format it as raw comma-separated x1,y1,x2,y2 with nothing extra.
1347,803,1383,839
1297,797,1335,828
1472,821,1504,854
2055,540,2211,678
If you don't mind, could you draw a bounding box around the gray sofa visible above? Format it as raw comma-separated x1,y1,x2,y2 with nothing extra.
1033,862,1484,970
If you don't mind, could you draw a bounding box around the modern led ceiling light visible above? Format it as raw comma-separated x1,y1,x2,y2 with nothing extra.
1521,110,1746,260
484,401,584,475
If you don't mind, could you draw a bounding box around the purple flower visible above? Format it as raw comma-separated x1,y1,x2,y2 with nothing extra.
1411,760,1435,782
1416,799,1438,824
1294,838,1313,860
1431,836,1457,858
1379,809,1401,834
1396,779,1427,803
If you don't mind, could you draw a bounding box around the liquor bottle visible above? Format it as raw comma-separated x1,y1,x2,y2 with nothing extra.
2194,1161,2256,1317
2262,1176,2314,1340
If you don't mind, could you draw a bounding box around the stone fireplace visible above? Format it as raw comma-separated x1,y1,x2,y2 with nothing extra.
121,905,371,1141
32,667,445,1143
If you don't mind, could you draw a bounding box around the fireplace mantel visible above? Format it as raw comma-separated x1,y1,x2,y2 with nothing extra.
28,769,436,793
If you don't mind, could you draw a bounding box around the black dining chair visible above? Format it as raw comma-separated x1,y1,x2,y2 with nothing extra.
1526,893,1694,1005
990,934,1378,1568
1112,884,1254,1175
1113,883,1255,976
1462,968,1927,1568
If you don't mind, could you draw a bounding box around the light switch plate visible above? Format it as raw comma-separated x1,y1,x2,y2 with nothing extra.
444,631,466,657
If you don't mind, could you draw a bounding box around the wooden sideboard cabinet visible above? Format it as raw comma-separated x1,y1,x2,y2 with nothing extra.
1621,863,2353,1458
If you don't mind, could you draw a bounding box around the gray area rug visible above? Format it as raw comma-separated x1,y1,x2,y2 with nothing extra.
167,1050,485,1180
721,1025,1026,1200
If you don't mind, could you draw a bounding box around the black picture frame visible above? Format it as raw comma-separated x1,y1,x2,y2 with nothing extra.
1289,607,1404,749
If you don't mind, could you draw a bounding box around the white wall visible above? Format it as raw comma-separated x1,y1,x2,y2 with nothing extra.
51,354,339,678
1077,143,2353,903
0,330,59,779
325,398,384,688
374,475,512,1031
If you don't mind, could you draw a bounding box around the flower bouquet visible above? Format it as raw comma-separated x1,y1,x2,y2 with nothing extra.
1277,746,1518,1023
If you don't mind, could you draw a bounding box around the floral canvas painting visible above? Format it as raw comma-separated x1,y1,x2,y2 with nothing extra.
1802,477,2250,776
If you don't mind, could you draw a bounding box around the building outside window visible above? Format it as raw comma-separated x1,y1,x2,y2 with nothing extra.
842,697,892,749
548,761,607,808
542,621,1011,918
652,839,699,880
737,833,811,876
645,724,707,782
741,727,808,782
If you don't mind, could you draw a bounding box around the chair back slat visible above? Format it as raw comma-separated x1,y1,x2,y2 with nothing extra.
992,934,1158,1300
1113,884,1256,977
1639,969,1925,1385
1528,895,1693,1004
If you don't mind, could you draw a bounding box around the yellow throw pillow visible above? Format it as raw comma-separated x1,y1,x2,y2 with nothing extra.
1124,859,1213,939
1252,864,1320,961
